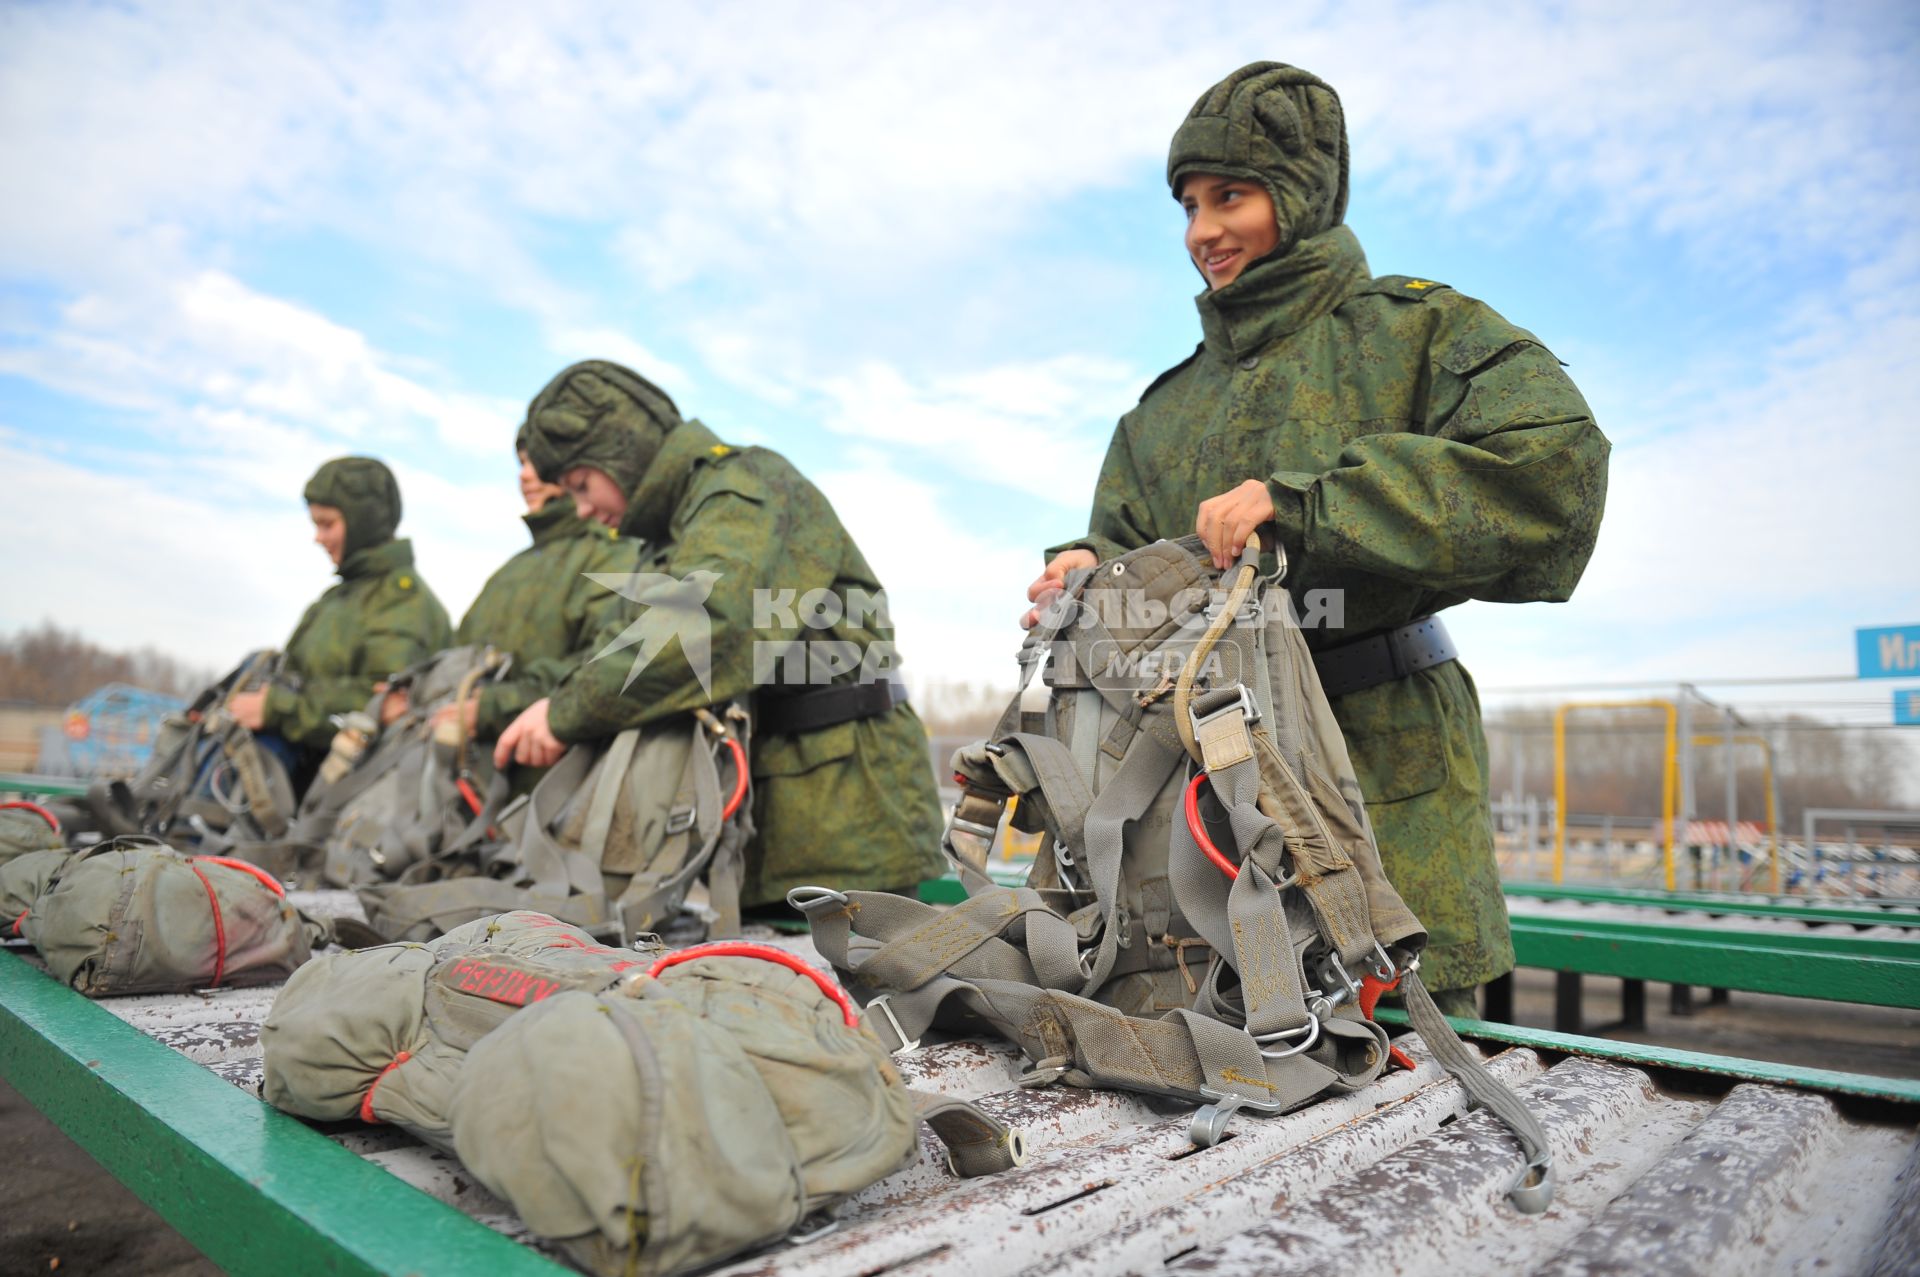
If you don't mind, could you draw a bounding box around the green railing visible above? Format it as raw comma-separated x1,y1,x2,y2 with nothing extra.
0,951,563,1277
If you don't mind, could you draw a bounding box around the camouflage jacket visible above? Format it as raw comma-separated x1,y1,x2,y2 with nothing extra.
1055,226,1610,989
266,539,453,752
547,418,945,905
455,503,643,739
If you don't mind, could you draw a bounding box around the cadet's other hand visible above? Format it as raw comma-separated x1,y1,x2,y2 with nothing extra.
1022,549,1098,629
494,699,565,770
379,687,411,726
429,700,478,735
1196,480,1274,569
227,688,267,732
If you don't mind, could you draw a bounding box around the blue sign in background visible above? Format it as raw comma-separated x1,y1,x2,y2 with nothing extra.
1897,688,1920,727
1857,625,1920,679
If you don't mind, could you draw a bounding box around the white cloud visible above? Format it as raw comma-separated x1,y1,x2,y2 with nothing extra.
815,355,1140,507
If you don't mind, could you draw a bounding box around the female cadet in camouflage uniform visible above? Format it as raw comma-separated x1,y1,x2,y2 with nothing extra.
493,360,945,908
228,456,452,788
389,433,644,747
1028,63,1610,1013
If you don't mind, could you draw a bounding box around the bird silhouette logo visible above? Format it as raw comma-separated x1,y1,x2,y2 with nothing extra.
582,571,722,696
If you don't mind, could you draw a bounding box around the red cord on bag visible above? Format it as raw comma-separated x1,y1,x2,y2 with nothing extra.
646,943,858,1027
360,1050,413,1124
720,737,749,821
1358,969,1418,1072
1183,773,1241,881
456,777,485,817
191,856,287,897
0,801,59,833
188,863,228,988
10,910,26,938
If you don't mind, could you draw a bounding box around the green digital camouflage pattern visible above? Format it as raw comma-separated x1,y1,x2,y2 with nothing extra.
540,405,945,906
265,538,454,751
304,456,403,558
1054,225,1609,990
455,502,644,739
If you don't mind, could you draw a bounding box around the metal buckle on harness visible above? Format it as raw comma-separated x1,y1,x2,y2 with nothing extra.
1369,941,1398,984
1252,1014,1321,1060
1189,1083,1286,1148
784,886,850,914
1187,684,1261,740
664,806,697,836
864,994,921,1054
950,816,1000,841
1508,1151,1555,1215
1312,952,1362,1004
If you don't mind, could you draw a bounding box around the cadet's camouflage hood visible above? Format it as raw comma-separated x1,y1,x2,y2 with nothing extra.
1168,62,1349,260
522,361,681,495
304,457,402,559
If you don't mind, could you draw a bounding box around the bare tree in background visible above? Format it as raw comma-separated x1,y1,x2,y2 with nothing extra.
0,621,215,706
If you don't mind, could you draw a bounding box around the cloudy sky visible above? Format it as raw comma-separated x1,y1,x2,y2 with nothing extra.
2,0,1916,734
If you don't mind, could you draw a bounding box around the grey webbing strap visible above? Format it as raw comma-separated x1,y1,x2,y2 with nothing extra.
608,727,728,938
852,890,1044,993
1074,729,1181,996
577,728,641,868
1401,971,1554,1213
357,877,611,940
518,750,606,898
224,731,288,837
909,1090,1026,1177
999,734,1095,861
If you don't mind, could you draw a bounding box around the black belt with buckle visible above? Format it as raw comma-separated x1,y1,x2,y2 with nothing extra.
1312,615,1458,699
756,679,909,737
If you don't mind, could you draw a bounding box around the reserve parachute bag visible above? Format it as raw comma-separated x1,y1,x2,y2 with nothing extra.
6,836,320,996
353,703,754,946
262,911,659,1151
0,801,63,864
65,651,297,852
794,532,1554,1212
283,644,512,888
450,943,965,1277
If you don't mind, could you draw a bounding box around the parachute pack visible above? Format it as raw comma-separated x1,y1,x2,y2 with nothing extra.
795,533,1554,1212
349,702,755,946
262,911,1017,1276
0,836,321,996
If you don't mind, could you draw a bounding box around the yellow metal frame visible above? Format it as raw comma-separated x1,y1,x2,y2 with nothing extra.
1553,700,1678,889
1690,733,1781,893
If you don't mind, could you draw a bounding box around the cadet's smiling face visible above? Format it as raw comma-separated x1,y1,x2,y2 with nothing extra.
309,503,347,565
518,451,567,514
1181,174,1281,290
562,466,628,529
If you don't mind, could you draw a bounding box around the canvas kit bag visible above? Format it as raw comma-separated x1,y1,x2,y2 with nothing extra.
0,836,319,996
351,703,755,947
0,800,63,864
280,644,513,888
263,912,1017,1276
61,651,297,853
794,532,1554,1212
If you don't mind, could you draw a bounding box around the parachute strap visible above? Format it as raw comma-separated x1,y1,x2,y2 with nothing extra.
910,1090,1027,1177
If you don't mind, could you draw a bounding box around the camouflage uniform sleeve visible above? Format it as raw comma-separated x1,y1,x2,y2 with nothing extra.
547,477,803,742
264,581,452,749
1265,331,1610,602
1045,417,1161,564
474,535,643,738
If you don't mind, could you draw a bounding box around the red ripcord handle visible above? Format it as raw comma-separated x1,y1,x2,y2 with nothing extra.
646,942,858,1027
0,801,60,833
1183,773,1241,880
191,856,287,897
720,737,749,821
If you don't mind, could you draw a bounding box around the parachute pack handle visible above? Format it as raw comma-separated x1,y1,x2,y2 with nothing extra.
693,707,751,822
1172,528,1277,763
0,801,59,833
645,942,858,1027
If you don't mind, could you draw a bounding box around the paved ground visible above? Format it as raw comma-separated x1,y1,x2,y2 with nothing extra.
2,968,1914,1275
0,1073,218,1276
